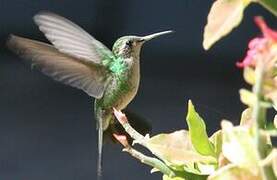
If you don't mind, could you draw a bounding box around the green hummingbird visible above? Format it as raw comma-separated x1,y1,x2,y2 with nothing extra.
6,11,173,178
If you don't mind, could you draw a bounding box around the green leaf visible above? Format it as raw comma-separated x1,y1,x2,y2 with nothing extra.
150,168,160,174
269,150,277,177
261,129,277,136
274,115,277,128
208,164,262,180
260,120,277,137
257,0,277,17
239,89,256,107
221,121,260,173
265,90,277,110
259,149,277,177
243,67,255,85
163,175,185,180
239,108,253,126
196,163,218,175
240,89,271,108
209,130,222,158
203,0,251,50
146,130,216,167
186,100,216,157
163,173,208,180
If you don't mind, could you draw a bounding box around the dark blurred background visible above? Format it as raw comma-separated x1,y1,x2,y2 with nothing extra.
0,0,276,180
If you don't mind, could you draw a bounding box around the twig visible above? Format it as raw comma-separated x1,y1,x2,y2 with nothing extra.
113,133,176,177
113,108,148,146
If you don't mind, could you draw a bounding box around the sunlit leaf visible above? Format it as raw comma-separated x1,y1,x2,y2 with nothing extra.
260,129,277,136
150,168,160,174
274,115,277,128
218,153,231,168
243,67,255,85
221,121,260,174
239,108,253,126
260,149,277,177
163,173,207,180
186,100,216,157
239,89,256,107
197,163,217,175
146,130,216,167
257,0,277,17
271,151,277,177
239,89,269,108
265,90,277,109
209,130,222,158
208,164,262,180
163,175,185,180
203,0,251,50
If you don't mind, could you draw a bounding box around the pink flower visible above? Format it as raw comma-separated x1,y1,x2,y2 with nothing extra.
236,17,277,68
255,16,277,41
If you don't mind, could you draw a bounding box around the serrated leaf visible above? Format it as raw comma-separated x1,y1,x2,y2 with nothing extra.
257,0,277,17
208,164,262,180
146,130,216,167
221,121,260,173
186,100,216,157
203,0,251,50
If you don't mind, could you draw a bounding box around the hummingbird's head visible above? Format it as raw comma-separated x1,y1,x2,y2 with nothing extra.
112,30,173,59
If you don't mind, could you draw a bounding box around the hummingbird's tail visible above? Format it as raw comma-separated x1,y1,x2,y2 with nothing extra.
97,116,103,180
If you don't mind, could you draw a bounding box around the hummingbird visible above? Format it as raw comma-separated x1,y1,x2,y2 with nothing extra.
6,11,173,179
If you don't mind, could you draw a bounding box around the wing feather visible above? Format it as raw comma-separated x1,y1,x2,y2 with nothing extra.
7,35,109,98
33,11,114,64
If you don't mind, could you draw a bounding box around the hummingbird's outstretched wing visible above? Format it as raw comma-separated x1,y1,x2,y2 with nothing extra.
7,35,109,98
33,11,114,65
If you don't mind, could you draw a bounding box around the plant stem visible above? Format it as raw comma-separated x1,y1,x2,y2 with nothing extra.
253,64,265,130
113,108,148,146
122,146,176,177
252,63,275,180
113,108,176,177
122,121,147,145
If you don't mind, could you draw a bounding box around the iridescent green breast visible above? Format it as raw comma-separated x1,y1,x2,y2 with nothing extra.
108,57,127,76
96,55,139,110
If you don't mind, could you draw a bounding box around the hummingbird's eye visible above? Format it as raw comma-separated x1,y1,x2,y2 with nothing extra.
126,40,132,47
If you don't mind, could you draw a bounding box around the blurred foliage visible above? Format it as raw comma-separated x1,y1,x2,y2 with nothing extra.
203,0,277,50
114,0,277,179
